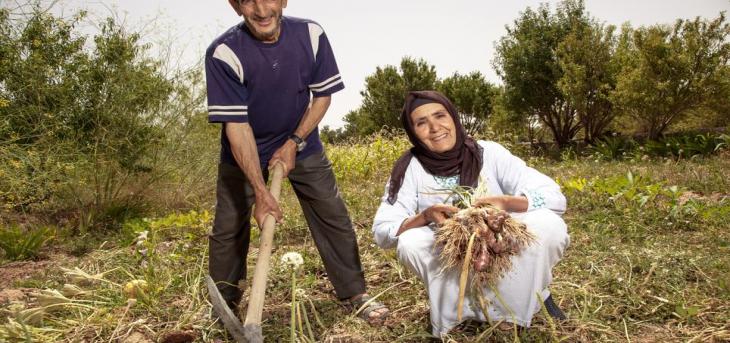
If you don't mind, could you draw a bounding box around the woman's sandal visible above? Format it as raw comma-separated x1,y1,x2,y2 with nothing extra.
344,294,390,326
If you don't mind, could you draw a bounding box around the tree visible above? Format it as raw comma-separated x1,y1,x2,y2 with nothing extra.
483,86,532,138
344,57,437,136
612,13,730,140
557,20,618,144
494,0,590,148
320,125,347,144
436,72,498,137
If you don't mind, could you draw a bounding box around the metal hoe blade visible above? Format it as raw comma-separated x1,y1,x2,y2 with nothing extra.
206,275,247,342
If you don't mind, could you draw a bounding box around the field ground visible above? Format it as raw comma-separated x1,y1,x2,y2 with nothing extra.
1,139,729,342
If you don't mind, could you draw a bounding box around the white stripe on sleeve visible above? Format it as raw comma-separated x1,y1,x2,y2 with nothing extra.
212,44,244,83
208,105,248,110
208,111,248,116
308,23,324,61
311,79,343,93
309,74,341,88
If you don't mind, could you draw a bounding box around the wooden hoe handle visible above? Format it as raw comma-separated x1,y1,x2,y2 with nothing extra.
243,162,285,343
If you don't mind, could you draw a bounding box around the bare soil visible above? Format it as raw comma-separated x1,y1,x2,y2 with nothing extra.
0,251,77,289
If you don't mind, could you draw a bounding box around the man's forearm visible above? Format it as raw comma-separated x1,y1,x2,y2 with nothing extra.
225,122,267,193
293,96,331,139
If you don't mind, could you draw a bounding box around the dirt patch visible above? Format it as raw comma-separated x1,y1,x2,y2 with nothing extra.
323,334,364,343
169,298,189,309
632,323,683,342
122,331,153,343
678,191,729,206
160,330,197,343
679,191,704,205
0,252,77,289
708,192,729,202
0,288,29,304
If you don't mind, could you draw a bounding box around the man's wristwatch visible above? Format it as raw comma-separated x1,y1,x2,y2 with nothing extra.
289,134,307,152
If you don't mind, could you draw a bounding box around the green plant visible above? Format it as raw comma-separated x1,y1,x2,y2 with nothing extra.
281,251,319,343
644,139,677,157
590,136,636,160
343,57,437,136
673,303,700,323
644,134,727,159
0,225,53,261
560,146,579,161
559,177,588,193
718,134,730,150
688,134,725,156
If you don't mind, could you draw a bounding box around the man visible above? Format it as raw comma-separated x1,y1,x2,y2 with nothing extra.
205,0,389,325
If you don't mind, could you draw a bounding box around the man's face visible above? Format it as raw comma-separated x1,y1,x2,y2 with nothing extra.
229,0,288,43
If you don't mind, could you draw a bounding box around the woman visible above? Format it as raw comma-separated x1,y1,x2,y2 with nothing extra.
372,90,570,337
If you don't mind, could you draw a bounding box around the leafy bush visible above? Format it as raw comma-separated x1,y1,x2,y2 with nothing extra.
327,132,410,182
0,225,52,261
645,134,727,158
0,4,213,231
560,171,675,209
590,135,637,160
586,133,728,161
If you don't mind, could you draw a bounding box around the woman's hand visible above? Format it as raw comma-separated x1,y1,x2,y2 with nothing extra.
396,204,459,236
422,204,460,226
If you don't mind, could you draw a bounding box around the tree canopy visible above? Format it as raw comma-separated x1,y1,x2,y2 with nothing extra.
343,57,437,136
612,13,730,140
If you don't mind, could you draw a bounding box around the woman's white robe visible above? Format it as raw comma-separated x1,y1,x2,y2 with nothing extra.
372,140,570,336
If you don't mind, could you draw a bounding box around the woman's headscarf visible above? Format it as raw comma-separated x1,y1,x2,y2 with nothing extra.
387,90,483,205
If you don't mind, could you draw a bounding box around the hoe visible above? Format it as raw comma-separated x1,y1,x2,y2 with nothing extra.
206,163,284,343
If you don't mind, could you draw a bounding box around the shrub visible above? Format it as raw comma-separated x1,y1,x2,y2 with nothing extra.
590,136,637,160
645,134,727,158
0,4,212,231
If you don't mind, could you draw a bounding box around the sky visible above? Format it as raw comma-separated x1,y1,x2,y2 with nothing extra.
38,0,730,128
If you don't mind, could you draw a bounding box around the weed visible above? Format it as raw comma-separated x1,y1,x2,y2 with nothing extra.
590,136,636,161
0,225,53,261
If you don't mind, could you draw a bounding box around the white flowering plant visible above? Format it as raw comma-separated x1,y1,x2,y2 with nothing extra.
280,251,321,342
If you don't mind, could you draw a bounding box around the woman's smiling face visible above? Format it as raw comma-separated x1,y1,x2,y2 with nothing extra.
409,102,457,153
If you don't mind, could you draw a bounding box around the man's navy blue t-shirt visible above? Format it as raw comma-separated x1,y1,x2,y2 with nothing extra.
205,16,344,169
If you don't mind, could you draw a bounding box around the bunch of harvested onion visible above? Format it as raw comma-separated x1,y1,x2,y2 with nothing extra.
434,203,535,320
